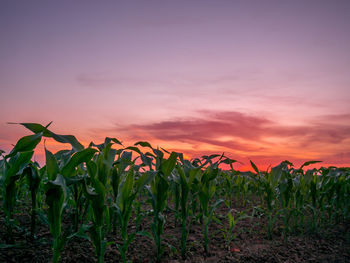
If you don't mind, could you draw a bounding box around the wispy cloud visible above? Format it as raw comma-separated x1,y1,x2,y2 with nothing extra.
102,110,350,163
76,70,262,92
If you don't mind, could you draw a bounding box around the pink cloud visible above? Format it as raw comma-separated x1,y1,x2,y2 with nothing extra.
118,111,349,145
105,110,350,166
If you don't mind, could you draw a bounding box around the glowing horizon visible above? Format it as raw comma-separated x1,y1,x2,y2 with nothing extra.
1,1,350,170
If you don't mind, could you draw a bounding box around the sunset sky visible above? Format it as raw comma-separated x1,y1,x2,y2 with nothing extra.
1,0,350,169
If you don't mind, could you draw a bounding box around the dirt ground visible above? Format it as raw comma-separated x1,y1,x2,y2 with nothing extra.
1,199,349,262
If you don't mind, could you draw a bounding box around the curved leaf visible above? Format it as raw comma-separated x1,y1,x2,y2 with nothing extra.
135,141,153,149
300,160,322,170
13,122,84,151
250,160,259,174
45,148,59,181
61,148,97,177
161,152,178,177
6,133,42,159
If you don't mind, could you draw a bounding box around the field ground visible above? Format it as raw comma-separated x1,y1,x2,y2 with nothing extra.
1,198,349,263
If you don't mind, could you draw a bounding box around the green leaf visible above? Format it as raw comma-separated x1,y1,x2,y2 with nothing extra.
202,154,221,160
137,230,152,239
45,148,59,181
160,147,170,154
120,168,134,207
210,199,224,216
13,122,84,151
5,151,34,182
61,148,97,177
50,134,84,152
300,160,322,170
109,137,123,146
220,157,238,170
45,174,67,239
220,158,237,165
135,171,155,192
161,152,178,177
68,224,90,241
153,148,164,159
140,153,153,169
250,160,259,174
6,133,42,159
86,161,97,179
135,141,153,149
227,212,234,227
24,165,41,193
102,143,117,168
8,122,51,135
125,146,141,155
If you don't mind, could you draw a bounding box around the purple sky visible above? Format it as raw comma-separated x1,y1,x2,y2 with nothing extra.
1,0,350,169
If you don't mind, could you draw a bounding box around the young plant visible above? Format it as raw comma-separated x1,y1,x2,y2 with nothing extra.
249,160,277,240
221,210,248,249
2,131,43,243
147,150,178,262
198,164,223,254
2,151,34,243
219,158,238,208
110,150,132,233
114,165,153,262
23,163,41,239
84,160,108,263
61,147,99,231
274,161,294,241
175,156,200,259
45,174,68,263
45,145,97,262
44,147,68,263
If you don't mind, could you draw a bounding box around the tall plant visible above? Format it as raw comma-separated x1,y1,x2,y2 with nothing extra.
114,165,153,262
175,156,199,259
147,149,178,262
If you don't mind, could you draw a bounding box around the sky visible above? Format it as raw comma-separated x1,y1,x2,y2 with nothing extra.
1,0,350,170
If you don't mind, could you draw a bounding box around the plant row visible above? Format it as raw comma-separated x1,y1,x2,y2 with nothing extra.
0,122,349,262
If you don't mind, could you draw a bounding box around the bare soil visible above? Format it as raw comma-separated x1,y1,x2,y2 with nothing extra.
1,199,349,262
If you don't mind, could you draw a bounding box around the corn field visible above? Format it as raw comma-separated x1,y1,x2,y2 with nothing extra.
0,123,349,262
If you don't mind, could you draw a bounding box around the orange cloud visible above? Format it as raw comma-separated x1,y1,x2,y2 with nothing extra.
2,111,349,171
100,110,350,169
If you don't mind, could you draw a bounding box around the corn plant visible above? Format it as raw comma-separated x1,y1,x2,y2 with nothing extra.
69,176,87,232
169,172,181,228
325,168,349,223
218,158,239,208
220,210,248,249
114,165,154,262
84,158,109,263
23,163,41,239
13,122,84,152
274,161,294,240
45,145,98,262
62,147,99,231
147,149,178,262
45,174,68,263
290,170,307,232
0,150,4,200
2,150,34,243
44,147,67,263
110,150,131,234
89,137,122,236
290,161,321,232
249,161,278,239
2,130,43,243
90,138,120,186
2,122,350,261
175,155,200,259
198,160,223,254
